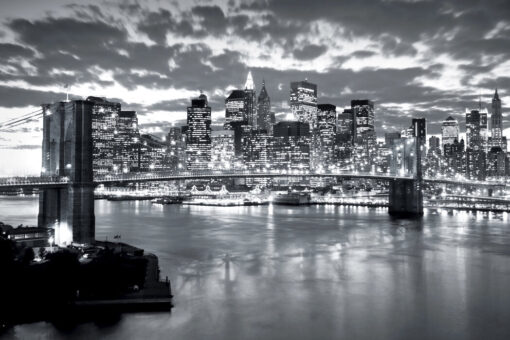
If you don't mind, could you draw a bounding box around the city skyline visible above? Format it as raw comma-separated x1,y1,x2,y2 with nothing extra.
0,0,510,176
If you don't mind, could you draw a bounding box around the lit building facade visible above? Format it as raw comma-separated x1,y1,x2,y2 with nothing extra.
244,71,257,128
114,110,140,173
186,93,211,170
167,126,186,171
225,90,246,130
271,121,311,170
211,130,235,170
242,129,269,170
337,109,355,145
257,80,272,133
491,89,502,139
290,80,317,126
317,104,336,169
488,89,507,151
466,109,484,150
486,146,506,179
351,99,376,150
443,138,466,177
87,96,121,175
137,134,168,171
441,116,459,148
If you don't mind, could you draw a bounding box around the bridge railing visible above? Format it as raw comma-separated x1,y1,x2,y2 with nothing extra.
0,175,69,186
1,170,509,187
93,169,410,183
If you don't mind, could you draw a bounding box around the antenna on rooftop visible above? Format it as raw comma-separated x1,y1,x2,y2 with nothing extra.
64,84,70,102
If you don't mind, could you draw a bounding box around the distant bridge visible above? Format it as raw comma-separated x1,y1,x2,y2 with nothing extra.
0,170,507,190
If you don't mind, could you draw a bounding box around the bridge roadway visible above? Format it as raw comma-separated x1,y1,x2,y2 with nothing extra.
0,170,507,190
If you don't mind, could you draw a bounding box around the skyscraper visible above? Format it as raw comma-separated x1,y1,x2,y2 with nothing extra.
488,88,507,151
257,80,272,133
86,96,121,175
114,110,140,173
242,129,269,170
466,109,484,150
186,93,211,170
211,130,235,170
337,108,355,145
270,123,311,172
351,99,375,149
491,88,502,138
167,126,186,171
224,90,246,129
290,80,317,126
441,116,459,148
317,104,336,168
244,71,257,128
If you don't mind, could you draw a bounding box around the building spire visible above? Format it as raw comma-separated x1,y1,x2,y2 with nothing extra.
494,88,499,100
245,71,254,90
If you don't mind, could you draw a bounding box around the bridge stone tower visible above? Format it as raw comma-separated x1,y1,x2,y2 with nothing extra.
38,100,95,245
388,121,424,216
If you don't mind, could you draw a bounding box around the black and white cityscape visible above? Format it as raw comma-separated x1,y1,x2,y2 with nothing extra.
1,1,510,339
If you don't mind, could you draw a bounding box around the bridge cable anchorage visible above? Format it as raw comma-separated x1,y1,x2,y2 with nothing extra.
0,109,44,130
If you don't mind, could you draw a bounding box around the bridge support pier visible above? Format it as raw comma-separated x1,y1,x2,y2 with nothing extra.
388,179,423,216
38,100,95,245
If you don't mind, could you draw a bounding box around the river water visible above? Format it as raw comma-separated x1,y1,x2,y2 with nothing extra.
1,197,510,339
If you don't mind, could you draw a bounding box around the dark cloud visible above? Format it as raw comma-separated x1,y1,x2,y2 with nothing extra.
350,50,376,59
0,85,68,108
0,43,34,60
191,5,227,35
293,44,328,60
0,0,509,136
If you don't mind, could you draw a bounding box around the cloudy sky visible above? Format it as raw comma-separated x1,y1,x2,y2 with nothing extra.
0,0,509,175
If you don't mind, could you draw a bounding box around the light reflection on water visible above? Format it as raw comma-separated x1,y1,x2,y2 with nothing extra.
1,197,510,339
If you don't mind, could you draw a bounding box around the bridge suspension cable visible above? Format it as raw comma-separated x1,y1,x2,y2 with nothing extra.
0,108,43,130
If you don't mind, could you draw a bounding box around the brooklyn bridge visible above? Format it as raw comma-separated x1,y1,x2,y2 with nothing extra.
0,99,508,246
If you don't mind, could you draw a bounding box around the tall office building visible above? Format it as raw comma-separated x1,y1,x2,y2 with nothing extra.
337,108,355,145
257,80,272,133
351,99,375,149
290,80,318,126
488,89,507,151
242,129,269,170
271,121,311,170
86,96,121,176
444,138,466,177
317,104,336,168
273,121,310,137
186,93,211,170
466,108,486,150
441,116,459,148
244,71,257,128
211,130,235,170
224,90,246,129
486,146,507,179
137,134,168,171
466,148,486,180
429,136,440,150
491,88,502,138
167,126,186,171
114,110,140,173
480,109,488,149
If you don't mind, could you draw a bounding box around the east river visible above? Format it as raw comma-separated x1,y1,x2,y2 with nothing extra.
1,196,510,339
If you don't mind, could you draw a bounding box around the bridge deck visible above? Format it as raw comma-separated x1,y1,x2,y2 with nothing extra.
0,171,507,190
